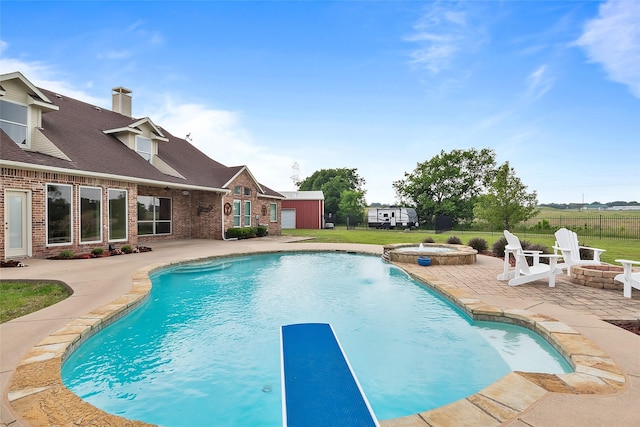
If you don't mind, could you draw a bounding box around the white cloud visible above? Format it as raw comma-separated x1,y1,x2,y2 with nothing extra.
142,98,297,191
405,2,487,74
525,64,554,101
0,53,104,105
575,0,640,98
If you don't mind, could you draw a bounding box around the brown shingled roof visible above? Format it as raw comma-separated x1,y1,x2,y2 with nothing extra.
1,85,283,198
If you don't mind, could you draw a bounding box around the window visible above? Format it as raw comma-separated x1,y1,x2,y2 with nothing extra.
47,184,72,245
109,189,128,241
80,186,102,243
0,99,28,146
233,200,241,227
137,196,171,235
135,136,152,162
233,186,242,195
270,203,277,222
244,187,251,196
244,201,251,226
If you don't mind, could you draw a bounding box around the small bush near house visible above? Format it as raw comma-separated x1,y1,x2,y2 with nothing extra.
59,250,74,259
422,237,435,243
467,237,488,253
446,235,462,245
226,227,257,240
91,247,104,256
121,245,133,254
256,226,268,237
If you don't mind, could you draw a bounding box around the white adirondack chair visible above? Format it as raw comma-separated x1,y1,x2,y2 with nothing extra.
501,230,562,287
497,230,543,281
553,228,605,275
614,259,640,298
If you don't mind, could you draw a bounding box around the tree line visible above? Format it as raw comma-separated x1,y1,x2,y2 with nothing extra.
297,148,538,230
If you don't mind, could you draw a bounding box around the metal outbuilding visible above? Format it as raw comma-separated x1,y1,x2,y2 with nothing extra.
280,191,325,229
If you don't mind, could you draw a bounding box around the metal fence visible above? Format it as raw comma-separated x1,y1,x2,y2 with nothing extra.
453,216,640,240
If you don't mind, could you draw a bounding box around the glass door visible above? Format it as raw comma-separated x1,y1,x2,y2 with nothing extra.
5,190,29,258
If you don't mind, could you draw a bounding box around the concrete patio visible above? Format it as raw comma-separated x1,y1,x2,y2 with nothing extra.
1,237,639,426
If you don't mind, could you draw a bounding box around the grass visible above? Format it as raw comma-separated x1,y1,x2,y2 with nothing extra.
282,227,638,264
0,281,71,323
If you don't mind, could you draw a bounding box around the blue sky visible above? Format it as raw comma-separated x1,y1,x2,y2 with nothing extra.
2,0,638,204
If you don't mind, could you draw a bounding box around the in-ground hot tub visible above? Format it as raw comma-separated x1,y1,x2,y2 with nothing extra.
383,243,477,265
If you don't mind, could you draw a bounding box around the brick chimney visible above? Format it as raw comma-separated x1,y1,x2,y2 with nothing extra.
112,86,132,117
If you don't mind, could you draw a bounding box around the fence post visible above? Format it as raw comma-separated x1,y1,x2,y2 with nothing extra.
599,215,602,239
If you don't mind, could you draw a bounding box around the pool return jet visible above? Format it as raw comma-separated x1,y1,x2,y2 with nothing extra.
280,323,379,427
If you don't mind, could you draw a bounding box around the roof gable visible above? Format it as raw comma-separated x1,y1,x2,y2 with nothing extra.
0,71,58,111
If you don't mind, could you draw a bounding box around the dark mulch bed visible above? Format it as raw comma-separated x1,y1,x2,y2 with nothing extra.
606,320,640,336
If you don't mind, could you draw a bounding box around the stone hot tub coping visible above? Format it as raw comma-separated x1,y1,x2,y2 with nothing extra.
383,242,477,265
7,251,628,427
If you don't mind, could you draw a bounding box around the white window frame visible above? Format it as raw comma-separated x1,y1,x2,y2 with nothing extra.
244,200,251,227
135,135,153,162
46,183,73,246
233,199,241,227
270,203,277,222
108,188,128,242
0,99,29,148
79,186,102,244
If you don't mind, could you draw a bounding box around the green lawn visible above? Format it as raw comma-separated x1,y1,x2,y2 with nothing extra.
0,281,71,323
282,227,638,264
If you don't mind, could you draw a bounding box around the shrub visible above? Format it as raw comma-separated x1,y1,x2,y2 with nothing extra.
226,227,257,240
467,237,488,253
91,247,104,256
492,237,508,258
522,242,550,265
578,243,594,260
256,226,268,237
121,245,133,254
422,237,435,243
59,250,74,259
446,235,462,245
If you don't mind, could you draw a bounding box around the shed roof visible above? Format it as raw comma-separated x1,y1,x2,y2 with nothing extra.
280,191,325,200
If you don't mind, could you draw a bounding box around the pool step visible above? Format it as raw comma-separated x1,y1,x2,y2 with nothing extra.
280,323,379,427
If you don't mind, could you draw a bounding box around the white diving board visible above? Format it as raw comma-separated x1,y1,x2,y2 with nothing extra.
280,323,379,427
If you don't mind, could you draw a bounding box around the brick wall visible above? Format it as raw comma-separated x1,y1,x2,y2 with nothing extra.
221,171,282,237
1,167,138,258
1,167,281,259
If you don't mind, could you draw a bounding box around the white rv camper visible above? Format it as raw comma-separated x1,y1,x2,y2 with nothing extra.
367,207,419,229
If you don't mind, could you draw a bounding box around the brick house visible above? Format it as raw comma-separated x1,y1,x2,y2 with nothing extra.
0,71,283,259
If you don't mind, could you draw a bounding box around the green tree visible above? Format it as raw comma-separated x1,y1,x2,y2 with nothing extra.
297,168,366,223
393,148,496,224
338,190,367,227
473,162,539,230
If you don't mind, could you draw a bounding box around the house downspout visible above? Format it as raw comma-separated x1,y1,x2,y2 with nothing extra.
221,198,237,241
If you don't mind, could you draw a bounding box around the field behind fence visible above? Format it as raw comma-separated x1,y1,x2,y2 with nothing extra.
457,209,640,240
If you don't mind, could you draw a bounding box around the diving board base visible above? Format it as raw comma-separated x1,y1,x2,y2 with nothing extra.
280,323,379,427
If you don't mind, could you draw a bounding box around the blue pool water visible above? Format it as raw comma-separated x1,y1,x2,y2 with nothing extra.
62,252,571,426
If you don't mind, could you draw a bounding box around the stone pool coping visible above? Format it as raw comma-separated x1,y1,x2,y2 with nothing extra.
5,246,629,427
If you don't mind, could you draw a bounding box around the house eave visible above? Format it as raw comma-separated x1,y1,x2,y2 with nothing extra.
0,159,229,194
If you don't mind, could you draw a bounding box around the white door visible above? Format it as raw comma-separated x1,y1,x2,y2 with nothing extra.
5,190,29,258
390,211,397,227
282,209,296,229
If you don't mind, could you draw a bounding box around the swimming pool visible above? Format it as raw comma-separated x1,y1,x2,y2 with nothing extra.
62,252,571,426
